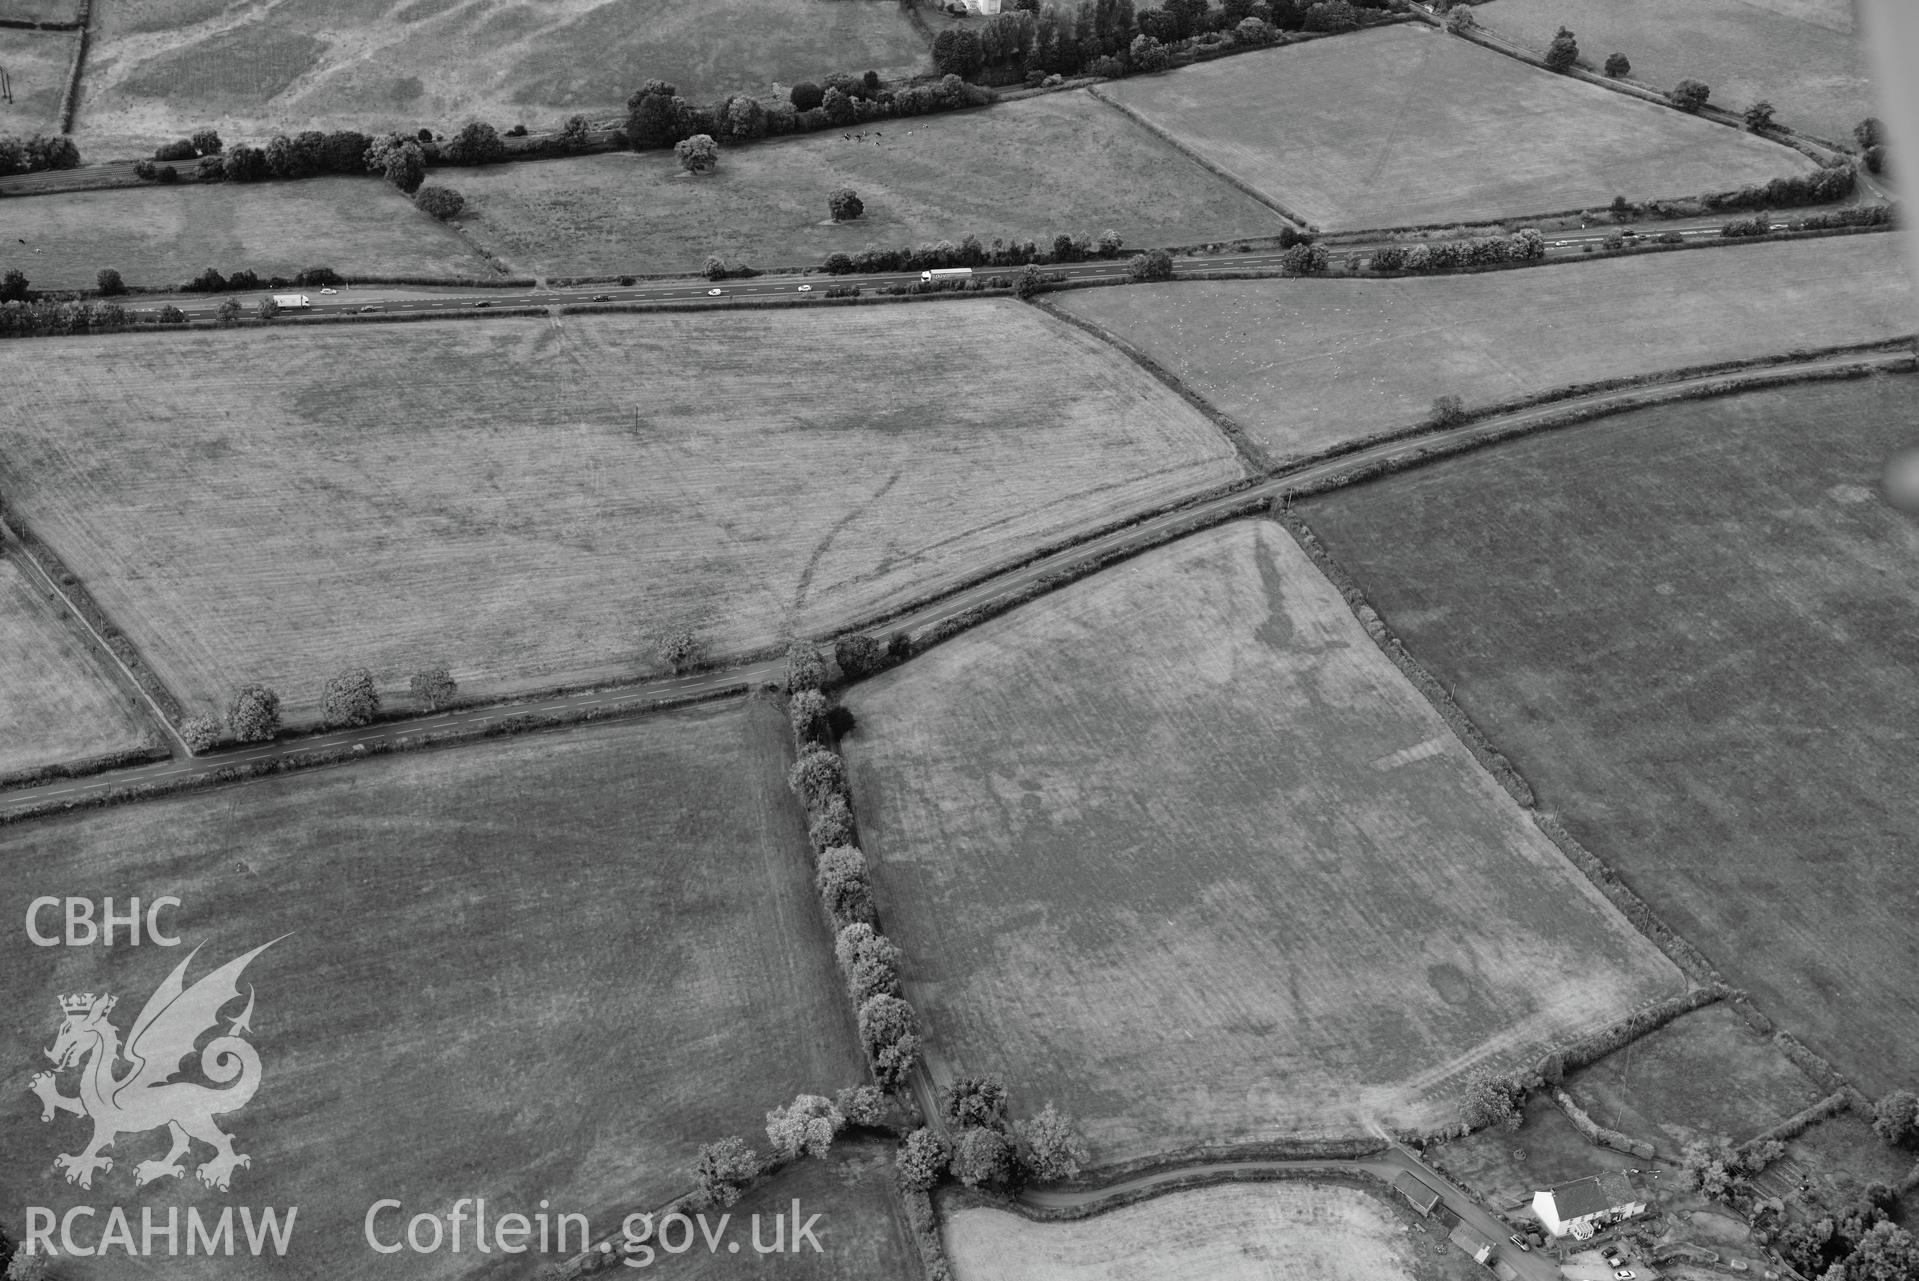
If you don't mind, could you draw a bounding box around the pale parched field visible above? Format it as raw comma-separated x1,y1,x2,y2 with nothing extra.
0,303,1241,726
1055,234,1914,463
455,90,1290,277
0,174,488,289
1096,24,1814,230
0,699,863,1281
0,28,72,135
1478,0,1873,145
843,521,1686,1162
0,556,150,775
944,1184,1426,1281
76,0,934,157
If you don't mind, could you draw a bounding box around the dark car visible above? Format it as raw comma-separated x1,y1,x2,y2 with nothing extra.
473,299,492,308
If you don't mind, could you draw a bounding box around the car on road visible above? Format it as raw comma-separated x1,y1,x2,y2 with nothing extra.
357,305,380,313
1508,1234,1530,1251
319,287,337,294
706,288,724,295
797,284,813,292
473,299,492,308
590,293,612,301
1614,1272,1636,1280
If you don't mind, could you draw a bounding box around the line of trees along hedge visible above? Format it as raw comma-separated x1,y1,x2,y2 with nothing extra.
822,228,1125,274
0,132,80,175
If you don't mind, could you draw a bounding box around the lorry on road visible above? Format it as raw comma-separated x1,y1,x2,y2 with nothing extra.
919,267,973,283
271,293,311,309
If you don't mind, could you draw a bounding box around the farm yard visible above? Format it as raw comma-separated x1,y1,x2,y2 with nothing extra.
0,699,863,1281
0,27,72,135
1298,374,1919,1096
841,520,1687,1162
74,0,937,156
0,174,489,289
1094,24,1813,230
453,89,1290,278
940,1183,1462,1281
1054,234,1914,462
1476,0,1874,146
0,302,1242,728
0,556,151,777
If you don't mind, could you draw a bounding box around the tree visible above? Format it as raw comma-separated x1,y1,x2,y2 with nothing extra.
1445,6,1474,32
765,1094,845,1161
949,1126,1014,1188
1856,117,1886,150
410,666,457,711
674,132,718,173
1866,144,1889,176
835,1085,890,1129
7,1249,51,1281
857,993,917,1059
222,145,267,181
786,638,829,693
1668,79,1711,112
1603,51,1630,78
1012,264,1047,299
226,684,281,742
1744,99,1776,132
1237,15,1276,42
897,1128,949,1192
1873,1090,1919,1148
1429,394,1468,427
95,268,125,296
1,269,28,302
367,136,426,192
1128,32,1169,73
933,27,984,78
1128,248,1174,281
809,793,856,850
790,687,831,743
446,120,507,164
942,1075,1009,1130
1302,0,1356,33
789,744,849,809
695,1137,760,1208
191,128,223,156
1280,242,1328,274
702,253,728,281
558,114,592,154
216,297,242,326
822,86,857,126
839,925,902,1004
413,184,465,220
256,295,279,321
816,845,876,923
322,667,380,728
720,94,766,140
790,81,824,112
627,84,686,150
178,715,222,752
833,632,885,678
658,627,703,673
156,304,186,324
1460,1066,1523,1130
1839,1220,1919,1281
1013,1103,1089,1183
1544,26,1578,72
828,187,865,222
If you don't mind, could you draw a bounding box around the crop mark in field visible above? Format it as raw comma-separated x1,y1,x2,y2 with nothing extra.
1371,736,1451,772
791,467,902,615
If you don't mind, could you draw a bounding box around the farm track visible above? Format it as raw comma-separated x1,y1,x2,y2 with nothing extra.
4,345,1903,820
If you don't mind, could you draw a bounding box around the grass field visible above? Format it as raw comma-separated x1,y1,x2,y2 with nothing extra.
0,27,72,134
1299,374,1919,1095
76,0,935,157
1095,24,1814,230
0,303,1240,727
1055,234,1914,462
639,1139,915,1280
0,0,79,22
0,699,864,1281
1478,0,1873,145
0,555,150,775
1426,1093,1641,1211
0,175,489,289
454,89,1289,277
842,520,1686,1161
1561,1003,1824,1151
942,1183,1458,1281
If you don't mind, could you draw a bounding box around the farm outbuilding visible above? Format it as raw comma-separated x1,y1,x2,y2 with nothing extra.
1394,1171,1443,1217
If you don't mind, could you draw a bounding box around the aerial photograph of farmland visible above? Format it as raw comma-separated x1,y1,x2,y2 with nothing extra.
0,0,1914,1276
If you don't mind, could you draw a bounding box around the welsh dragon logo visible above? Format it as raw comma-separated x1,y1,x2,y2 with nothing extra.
29,939,281,1192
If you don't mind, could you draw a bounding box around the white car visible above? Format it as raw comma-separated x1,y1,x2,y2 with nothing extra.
319,287,337,294
707,288,723,296
1615,1271,1636,1280
797,284,813,292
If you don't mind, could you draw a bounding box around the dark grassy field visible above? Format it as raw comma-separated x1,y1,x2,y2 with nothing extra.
1300,373,1919,1096
1562,1003,1824,1150
0,699,864,1281
0,556,151,776
843,520,1683,1163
